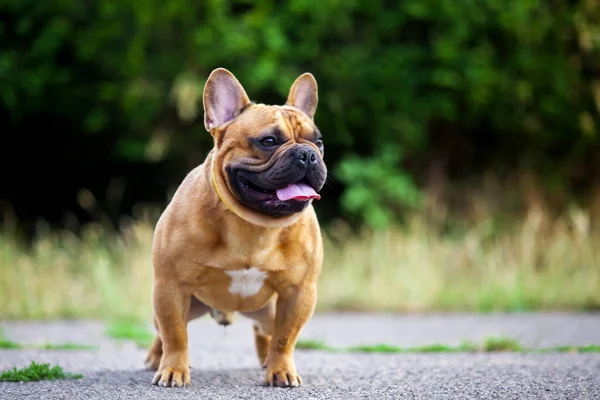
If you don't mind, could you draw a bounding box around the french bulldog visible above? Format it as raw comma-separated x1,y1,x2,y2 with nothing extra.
145,68,327,388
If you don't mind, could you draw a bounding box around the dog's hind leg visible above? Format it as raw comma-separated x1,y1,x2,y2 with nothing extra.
145,296,209,371
189,295,211,320
144,316,163,370
241,296,276,368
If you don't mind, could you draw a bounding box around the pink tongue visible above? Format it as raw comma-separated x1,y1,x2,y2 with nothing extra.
276,183,320,201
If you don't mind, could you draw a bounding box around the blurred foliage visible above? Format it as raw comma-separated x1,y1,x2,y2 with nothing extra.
1,0,599,228
338,147,421,228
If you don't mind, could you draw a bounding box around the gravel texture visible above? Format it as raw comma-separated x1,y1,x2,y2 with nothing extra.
1,312,599,399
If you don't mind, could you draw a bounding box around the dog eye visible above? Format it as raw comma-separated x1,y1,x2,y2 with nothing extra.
315,139,324,148
260,137,278,147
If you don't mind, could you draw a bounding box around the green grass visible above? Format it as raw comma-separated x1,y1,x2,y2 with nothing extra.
550,345,600,353
355,342,480,353
296,337,600,354
0,328,96,351
0,329,23,349
347,341,478,354
0,338,23,349
37,343,98,351
0,209,599,320
483,337,523,352
0,361,82,382
347,343,404,353
0,340,96,351
296,339,336,351
106,321,153,348
411,341,479,353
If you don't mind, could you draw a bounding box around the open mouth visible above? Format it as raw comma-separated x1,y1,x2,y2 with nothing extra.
237,175,321,202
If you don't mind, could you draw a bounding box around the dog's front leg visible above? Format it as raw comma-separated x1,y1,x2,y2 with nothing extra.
151,280,191,388
264,284,317,388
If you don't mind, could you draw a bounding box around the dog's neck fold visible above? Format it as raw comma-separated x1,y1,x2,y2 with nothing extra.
208,149,307,229
210,152,244,221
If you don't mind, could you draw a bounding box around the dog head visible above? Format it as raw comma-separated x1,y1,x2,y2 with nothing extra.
203,68,327,228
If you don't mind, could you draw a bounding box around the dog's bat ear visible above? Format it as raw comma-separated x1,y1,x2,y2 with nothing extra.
203,68,251,131
286,73,318,119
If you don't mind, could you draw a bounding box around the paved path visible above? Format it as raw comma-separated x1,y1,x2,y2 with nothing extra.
1,312,599,399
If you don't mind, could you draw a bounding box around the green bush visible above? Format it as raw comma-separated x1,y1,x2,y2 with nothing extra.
1,0,598,228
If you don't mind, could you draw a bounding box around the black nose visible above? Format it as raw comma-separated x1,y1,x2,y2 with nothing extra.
295,148,318,166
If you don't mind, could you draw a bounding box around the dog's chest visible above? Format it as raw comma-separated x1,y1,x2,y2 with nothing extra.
224,266,268,297
194,265,275,312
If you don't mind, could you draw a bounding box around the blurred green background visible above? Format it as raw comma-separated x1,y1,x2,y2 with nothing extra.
1,0,599,320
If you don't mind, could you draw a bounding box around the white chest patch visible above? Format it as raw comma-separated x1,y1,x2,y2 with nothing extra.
225,267,268,297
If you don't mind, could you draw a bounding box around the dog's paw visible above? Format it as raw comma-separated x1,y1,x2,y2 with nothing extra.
152,365,190,388
264,361,302,388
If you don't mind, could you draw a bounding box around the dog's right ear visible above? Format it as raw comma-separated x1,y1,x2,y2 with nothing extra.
203,68,251,132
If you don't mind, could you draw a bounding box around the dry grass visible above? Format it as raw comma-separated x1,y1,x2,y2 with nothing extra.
318,209,600,312
0,218,154,321
0,208,598,321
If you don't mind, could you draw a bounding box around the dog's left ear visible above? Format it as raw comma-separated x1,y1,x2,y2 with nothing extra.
286,73,318,119
203,68,251,131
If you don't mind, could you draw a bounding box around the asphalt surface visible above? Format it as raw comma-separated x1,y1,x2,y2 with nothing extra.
1,312,599,399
